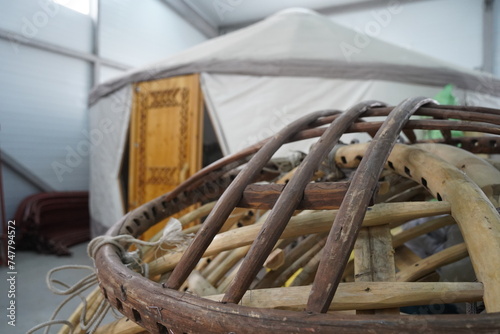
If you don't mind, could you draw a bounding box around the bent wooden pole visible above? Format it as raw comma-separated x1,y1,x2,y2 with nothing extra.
223,101,385,304
335,143,500,312
307,97,434,313
414,143,500,206
165,109,339,290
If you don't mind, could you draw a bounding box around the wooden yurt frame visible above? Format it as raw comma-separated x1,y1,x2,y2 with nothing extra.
92,97,500,333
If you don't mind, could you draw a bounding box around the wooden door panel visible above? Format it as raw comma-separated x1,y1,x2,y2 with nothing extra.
129,74,203,239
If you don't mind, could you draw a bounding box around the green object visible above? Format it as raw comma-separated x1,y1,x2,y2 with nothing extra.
423,84,463,140
434,84,457,105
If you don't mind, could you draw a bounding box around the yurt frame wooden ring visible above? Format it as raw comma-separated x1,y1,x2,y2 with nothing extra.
94,98,500,333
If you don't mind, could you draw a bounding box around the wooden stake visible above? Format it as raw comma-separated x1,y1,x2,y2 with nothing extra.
396,243,468,282
206,245,251,286
204,282,483,311
392,215,455,248
263,248,285,270
93,316,146,334
256,234,325,289
186,271,219,296
288,247,323,286
58,287,102,334
147,201,450,277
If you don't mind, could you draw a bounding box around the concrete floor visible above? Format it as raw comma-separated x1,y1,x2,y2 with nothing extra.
0,242,113,334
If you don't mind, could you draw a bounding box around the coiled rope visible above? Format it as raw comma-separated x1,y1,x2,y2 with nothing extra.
27,218,193,333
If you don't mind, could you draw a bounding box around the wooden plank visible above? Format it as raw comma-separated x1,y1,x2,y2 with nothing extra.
369,227,396,283
353,228,375,315
129,74,203,240
368,226,398,315
354,226,398,315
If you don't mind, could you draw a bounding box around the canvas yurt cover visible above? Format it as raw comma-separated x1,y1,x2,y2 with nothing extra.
89,9,500,235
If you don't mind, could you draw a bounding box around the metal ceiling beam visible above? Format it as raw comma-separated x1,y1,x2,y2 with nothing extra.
0,149,54,193
219,0,432,33
90,0,101,86
482,0,495,73
160,0,219,38
0,28,130,71
313,0,431,16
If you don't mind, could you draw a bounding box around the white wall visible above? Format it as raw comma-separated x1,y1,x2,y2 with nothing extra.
99,65,127,83
328,0,483,71
0,39,92,190
0,0,208,221
1,165,40,222
100,0,207,67
0,0,93,53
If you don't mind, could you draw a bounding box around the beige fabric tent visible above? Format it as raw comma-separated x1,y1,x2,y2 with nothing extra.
89,8,500,235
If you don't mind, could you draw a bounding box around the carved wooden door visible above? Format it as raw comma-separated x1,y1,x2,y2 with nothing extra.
129,74,203,239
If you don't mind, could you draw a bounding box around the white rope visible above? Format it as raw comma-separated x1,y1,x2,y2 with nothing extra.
28,218,193,333
79,298,111,332
47,265,98,295
26,265,101,334
88,217,193,276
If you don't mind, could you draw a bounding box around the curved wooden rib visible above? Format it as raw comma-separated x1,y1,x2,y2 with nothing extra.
166,110,338,290
335,143,500,312
223,101,385,304
307,97,434,313
413,143,500,206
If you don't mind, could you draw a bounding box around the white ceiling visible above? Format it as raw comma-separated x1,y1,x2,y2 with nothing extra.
184,0,379,28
